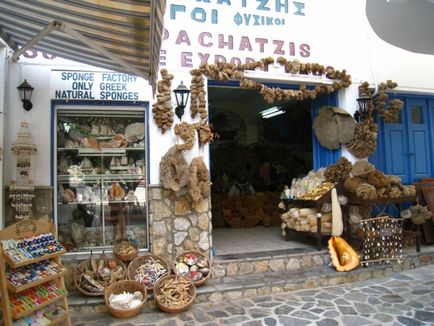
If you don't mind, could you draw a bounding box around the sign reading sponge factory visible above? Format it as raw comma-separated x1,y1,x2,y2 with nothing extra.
50,70,147,101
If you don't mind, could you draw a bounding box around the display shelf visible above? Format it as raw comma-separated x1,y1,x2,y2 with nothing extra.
4,249,66,269
57,173,143,183
47,311,69,325
57,199,142,205
78,148,126,156
11,292,66,320
56,110,147,253
7,267,66,293
58,147,144,151
0,220,71,326
282,185,343,250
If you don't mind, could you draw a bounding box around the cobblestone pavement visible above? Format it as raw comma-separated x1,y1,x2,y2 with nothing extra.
71,264,434,326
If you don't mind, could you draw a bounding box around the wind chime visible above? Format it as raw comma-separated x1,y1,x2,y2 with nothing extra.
9,122,37,220
361,215,403,266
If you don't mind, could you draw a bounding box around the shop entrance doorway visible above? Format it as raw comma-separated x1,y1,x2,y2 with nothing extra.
208,83,315,255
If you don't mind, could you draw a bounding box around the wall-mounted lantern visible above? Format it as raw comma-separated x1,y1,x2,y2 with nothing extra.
354,91,371,122
17,79,34,111
173,81,190,120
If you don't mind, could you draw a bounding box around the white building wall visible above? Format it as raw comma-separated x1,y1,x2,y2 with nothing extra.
1,0,434,215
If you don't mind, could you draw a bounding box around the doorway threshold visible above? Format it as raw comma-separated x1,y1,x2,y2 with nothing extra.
212,226,320,260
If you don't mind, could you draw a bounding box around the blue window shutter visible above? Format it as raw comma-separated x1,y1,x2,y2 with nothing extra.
311,93,341,170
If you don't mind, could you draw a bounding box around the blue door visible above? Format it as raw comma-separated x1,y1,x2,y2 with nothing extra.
311,93,340,170
406,98,432,181
382,97,433,184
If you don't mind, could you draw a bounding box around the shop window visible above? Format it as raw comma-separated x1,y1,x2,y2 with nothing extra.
411,105,424,124
55,107,148,252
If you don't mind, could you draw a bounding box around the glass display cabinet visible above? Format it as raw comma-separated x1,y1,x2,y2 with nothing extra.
54,108,148,252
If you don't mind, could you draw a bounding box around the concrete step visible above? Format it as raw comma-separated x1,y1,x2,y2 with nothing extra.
211,248,330,281
68,248,434,308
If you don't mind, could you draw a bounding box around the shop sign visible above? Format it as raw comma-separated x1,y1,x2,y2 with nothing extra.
50,70,147,101
161,0,313,69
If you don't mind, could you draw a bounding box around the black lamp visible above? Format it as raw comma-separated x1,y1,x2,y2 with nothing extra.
354,92,371,122
173,81,190,120
17,79,34,111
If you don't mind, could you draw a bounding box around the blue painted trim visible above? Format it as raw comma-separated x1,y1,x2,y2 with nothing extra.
311,93,340,170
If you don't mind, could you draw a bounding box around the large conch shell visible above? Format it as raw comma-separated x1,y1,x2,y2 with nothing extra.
328,236,360,272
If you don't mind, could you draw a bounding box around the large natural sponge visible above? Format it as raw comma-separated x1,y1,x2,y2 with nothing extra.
159,146,189,192
153,69,175,133
174,122,196,151
187,157,210,203
356,183,378,200
313,106,356,150
345,120,377,159
344,177,365,193
367,170,390,189
352,160,375,179
324,157,352,183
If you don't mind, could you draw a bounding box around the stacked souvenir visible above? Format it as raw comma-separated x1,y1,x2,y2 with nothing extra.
6,260,64,288
13,304,66,325
9,281,66,317
288,169,327,199
1,233,64,263
173,251,211,286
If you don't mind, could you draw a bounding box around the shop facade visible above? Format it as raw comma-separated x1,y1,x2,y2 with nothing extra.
1,0,434,263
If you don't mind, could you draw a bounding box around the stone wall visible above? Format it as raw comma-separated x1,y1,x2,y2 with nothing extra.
148,186,212,264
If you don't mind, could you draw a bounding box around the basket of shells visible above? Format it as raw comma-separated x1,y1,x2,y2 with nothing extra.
105,280,147,319
113,241,138,262
74,251,127,296
154,275,196,313
127,254,170,291
173,250,211,286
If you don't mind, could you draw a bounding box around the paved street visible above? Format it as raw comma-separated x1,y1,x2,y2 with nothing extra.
71,264,434,326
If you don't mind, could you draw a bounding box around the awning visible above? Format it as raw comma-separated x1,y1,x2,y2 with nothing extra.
0,0,166,89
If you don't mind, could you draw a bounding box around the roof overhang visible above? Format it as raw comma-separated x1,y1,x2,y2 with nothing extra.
0,0,166,90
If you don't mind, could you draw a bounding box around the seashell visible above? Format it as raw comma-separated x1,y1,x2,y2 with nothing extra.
189,265,199,272
328,236,360,272
108,260,117,269
81,157,93,170
110,182,125,200
183,253,198,266
99,267,111,278
190,271,203,281
196,258,208,268
124,122,145,142
133,291,143,301
175,262,189,275
199,267,210,275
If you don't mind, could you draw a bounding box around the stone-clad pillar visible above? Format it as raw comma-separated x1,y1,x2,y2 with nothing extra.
148,186,212,263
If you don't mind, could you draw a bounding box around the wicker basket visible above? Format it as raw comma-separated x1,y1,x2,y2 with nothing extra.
105,280,147,319
127,254,170,291
154,275,196,313
74,257,127,296
173,250,211,287
113,241,138,262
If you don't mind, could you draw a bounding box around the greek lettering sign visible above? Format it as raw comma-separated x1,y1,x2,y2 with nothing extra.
161,0,315,69
50,70,147,101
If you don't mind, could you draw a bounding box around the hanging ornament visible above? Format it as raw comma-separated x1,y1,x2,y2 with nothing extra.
9,121,37,220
